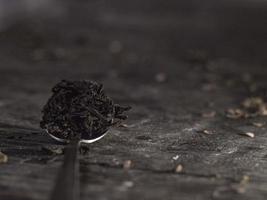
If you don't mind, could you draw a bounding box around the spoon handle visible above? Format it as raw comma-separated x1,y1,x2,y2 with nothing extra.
50,139,80,200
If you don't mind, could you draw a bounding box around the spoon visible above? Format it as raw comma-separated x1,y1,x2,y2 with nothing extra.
40,80,131,200
48,129,108,200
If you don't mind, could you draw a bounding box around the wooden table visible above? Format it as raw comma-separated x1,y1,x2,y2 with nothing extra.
0,1,267,199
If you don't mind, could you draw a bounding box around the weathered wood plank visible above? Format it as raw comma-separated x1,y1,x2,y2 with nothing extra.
0,1,267,200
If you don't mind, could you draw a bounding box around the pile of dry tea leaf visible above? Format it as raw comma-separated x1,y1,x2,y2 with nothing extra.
226,97,267,119
40,80,131,141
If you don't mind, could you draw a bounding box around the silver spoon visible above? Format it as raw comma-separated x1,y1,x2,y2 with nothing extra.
48,129,108,200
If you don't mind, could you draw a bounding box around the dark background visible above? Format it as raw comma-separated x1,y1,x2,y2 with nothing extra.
0,1,267,200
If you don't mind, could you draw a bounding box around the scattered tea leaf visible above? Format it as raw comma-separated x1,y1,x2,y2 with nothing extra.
242,97,267,116
240,175,250,185
202,111,216,118
236,175,250,194
201,83,217,92
226,109,246,119
239,132,255,138
251,122,264,128
197,129,213,135
0,151,8,163
242,97,264,109
118,124,129,128
123,160,132,170
175,164,183,173
226,97,267,119
123,181,134,188
155,73,167,83
42,146,64,155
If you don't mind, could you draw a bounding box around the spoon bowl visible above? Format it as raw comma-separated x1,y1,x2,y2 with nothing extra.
46,129,108,144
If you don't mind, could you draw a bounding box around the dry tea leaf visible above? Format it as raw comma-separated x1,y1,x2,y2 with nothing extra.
122,181,134,188
226,97,267,120
42,146,63,155
259,105,267,116
123,160,132,170
203,130,213,135
236,186,246,194
240,175,250,185
155,73,167,83
251,122,264,128
175,164,183,173
0,152,8,163
242,97,264,109
226,109,246,119
235,175,250,194
118,124,129,128
202,111,216,118
197,129,213,135
242,97,267,116
201,83,217,92
239,132,255,138
40,80,131,141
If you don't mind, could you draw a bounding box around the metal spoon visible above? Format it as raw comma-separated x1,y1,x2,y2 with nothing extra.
48,130,108,200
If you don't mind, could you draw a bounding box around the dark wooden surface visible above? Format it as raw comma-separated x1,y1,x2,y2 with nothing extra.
0,1,267,200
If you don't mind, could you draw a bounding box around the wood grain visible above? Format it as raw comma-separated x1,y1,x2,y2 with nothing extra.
0,1,267,200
